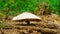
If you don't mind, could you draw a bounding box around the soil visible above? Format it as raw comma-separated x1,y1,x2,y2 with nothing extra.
0,13,60,34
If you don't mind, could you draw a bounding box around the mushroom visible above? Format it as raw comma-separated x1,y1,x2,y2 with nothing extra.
12,12,41,25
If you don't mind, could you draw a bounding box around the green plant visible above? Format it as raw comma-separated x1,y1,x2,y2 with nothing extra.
0,0,60,16
0,0,37,17
0,21,7,29
38,0,60,15
14,0,37,13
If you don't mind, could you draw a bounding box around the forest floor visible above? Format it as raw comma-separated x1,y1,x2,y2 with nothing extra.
0,13,60,34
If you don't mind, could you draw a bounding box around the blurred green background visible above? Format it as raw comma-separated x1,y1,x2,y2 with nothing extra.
0,0,60,17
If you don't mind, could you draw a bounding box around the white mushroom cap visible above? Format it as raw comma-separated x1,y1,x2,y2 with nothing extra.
12,12,41,21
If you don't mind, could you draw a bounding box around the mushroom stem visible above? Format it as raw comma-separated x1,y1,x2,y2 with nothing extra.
26,21,30,25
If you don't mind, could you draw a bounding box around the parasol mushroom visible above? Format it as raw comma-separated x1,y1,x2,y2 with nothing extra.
12,12,41,25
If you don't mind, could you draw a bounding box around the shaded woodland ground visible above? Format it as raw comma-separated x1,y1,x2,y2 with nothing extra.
0,13,60,34
0,0,60,34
